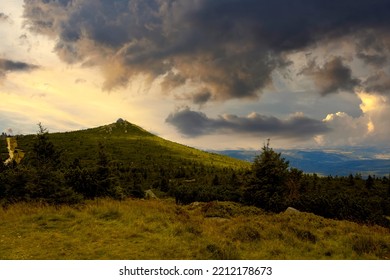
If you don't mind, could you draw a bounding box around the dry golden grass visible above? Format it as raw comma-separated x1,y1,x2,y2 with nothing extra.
0,199,389,260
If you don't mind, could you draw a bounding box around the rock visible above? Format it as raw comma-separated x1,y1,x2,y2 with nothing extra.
285,207,300,214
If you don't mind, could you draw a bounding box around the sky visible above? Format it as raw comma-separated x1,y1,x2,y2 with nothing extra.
1,0,390,150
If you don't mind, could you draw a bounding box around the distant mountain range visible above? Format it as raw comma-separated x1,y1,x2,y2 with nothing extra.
213,147,390,177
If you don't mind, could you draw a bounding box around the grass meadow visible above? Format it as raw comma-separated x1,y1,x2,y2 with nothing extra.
0,198,389,260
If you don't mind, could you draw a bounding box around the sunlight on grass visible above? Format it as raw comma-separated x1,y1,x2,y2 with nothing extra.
0,199,389,260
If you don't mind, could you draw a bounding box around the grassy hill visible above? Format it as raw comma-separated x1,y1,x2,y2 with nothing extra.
5,119,249,171
1,119,252,206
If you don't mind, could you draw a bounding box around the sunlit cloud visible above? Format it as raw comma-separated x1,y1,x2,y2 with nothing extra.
357,91,387,113
316,90,390,146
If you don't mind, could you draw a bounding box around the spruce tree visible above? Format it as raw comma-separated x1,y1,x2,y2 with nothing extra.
93,142,123,199
27,123,80,204
244,140,290,212
30,123,61,170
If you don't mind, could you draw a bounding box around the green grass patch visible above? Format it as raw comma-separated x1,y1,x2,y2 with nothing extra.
0,199,389,260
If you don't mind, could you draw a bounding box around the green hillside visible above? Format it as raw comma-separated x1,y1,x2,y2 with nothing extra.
1,120,250,205
11,119,249,170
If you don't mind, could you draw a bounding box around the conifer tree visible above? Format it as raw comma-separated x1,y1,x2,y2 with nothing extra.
30,123,62,170
366,175,374,189
244,140,290,212
93,142,123,199
27,123,80,204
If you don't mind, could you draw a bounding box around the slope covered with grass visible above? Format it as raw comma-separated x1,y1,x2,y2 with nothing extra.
12,120,249,170
0,199,389,260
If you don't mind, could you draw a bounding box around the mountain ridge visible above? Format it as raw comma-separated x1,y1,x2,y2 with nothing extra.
214,148,390,177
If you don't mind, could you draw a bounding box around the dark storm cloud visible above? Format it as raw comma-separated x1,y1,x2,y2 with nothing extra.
355,30,390,67
23,0,390,102
300,57,360,95
160,71,186,92
0,59,38,71
0,58,39,79
192,91,212,105
357,53,387,67
166,107,330,139
364,71,390,95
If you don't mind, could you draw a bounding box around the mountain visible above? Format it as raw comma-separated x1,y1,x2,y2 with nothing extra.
2,119,249,171
3,120,389,177
4,120,389,177
215,148,390,177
